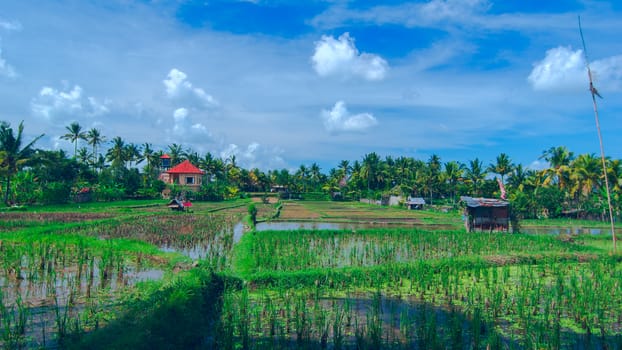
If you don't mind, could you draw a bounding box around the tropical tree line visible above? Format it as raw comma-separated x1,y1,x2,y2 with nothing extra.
1,121,621,220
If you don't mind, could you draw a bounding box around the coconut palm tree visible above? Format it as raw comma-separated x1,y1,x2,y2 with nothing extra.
426,154,442,203
124,143,142,169
464,158,486,196
506,164,531,191
570,153,602,198
76,147,91,165
184,150,201,165
142,143,158,174
361,152,381,192
61,122,86,158
338,160,351,180
106,136,127,169
487,153,514,183
443,161,464,204
86,128,105,170
606,159,622,193
295,164,309,192
0,121,44,205
309,162,322,190
540,146,574,190
167,143,184,166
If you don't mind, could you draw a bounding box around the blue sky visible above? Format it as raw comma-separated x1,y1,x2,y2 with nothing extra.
1,0,621,172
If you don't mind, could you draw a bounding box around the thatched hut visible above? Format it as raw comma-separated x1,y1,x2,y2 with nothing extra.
461,196,510,232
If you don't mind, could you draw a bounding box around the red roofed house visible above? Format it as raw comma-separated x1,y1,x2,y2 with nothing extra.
159,160,204,192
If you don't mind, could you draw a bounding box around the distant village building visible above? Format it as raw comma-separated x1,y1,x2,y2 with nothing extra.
160,154,171,171
406,197,426,210
159,159,204,192
461,196,510,232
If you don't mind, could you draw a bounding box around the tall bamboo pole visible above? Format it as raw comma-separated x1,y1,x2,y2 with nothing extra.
579,16,616,252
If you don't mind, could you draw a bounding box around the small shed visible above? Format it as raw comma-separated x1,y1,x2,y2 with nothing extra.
406,197,426,210
461,196,510,232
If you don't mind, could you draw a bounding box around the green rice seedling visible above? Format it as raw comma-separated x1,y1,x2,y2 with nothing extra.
332,303,345,350
0,293,29,349
366,290,383,348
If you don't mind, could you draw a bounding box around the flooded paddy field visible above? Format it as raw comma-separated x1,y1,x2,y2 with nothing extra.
3,199,622,348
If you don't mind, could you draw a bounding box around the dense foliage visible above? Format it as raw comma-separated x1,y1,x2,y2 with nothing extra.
2,121,621,221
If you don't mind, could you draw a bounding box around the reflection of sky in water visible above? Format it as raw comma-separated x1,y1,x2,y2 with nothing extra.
521,227,622,235
256,222,360,231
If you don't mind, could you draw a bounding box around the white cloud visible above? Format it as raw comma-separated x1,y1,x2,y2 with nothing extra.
311,0,490,30
0,47,17,78
528,46,585,91
30,84,109,121
311,33,388,81
528,46,622,92
163,68,218,108
419,0,489,23
169,107,212,142
0,19,22,31
321,100,378,133
220,142,286,170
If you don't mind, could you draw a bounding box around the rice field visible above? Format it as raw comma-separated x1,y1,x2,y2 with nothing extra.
2,199,622,349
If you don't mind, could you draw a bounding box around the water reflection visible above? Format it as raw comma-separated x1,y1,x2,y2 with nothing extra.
254,221,454,232
521,226,622,235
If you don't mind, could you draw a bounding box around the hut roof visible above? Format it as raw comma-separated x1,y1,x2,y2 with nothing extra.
460,196,509,208
407,197,426,205
166,160,204,175
160,154,171,159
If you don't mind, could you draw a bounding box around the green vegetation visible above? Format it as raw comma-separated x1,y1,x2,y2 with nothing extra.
2,200,622,348
2,121,621,229
2,121,622,348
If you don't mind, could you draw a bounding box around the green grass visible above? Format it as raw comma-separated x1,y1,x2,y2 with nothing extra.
233,228,602,275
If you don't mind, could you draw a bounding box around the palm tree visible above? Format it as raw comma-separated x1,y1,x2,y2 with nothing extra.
540,146,574,190
142,143,158,174
76,147,91,165
426,154,442,203
0,121,44,205
506,164,531,191
443,161,464,204
606,159,622,194
199,152,216,182
309,162,322,190
338,160,351,179
464,158,486,196
86,128,105,170
295,164,309,192
61,122,86,158
361,152,381,192
106,136,127,168
570,153,602,198
124,143,142,169
184,150,201,165
394,157,412,187
168,143,184,166
488,153,514,183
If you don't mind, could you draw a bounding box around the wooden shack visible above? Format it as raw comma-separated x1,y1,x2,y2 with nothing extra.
406,197,426,210
461,196,510,232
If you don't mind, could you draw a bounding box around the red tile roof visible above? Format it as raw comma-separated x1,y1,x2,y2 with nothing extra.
166,160,204,174
160,154,171,159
